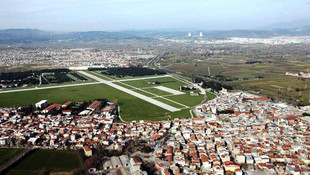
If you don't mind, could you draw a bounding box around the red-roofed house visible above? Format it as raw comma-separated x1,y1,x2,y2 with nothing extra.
62,101,72,108
42,104,61,113
87,101,102,111
83,145,92,157
224,162,240,172
251,97,272,102
62,110,72,115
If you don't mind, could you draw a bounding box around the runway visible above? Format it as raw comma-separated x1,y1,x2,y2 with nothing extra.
0,71,187,112
78,71,181,112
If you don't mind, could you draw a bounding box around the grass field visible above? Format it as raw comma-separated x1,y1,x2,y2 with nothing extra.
115,77,216,119
165,91,204,107
0,70,215,120
0,83,169,121
141,88,172,96
115,75,210,119
168,91,216,119
0,148,24,167
121,77,185,89
114,77,207,108
5,149,83,175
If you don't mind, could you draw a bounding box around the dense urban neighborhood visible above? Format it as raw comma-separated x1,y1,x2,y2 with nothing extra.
0,48,155,69
1,37,310,175
0,88,309,174
1,0,310,174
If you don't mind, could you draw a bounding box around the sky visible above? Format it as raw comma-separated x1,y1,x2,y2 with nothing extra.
0,0,309,31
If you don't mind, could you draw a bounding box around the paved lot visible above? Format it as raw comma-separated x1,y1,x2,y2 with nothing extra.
154,86,185,95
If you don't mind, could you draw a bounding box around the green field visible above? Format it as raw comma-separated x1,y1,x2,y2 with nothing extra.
0,71,215,120
118,77,209,106
114,77,208,108
120,77,185,89
140,88,172,96
167,91,216,119
0,148,24,167
0,83,169,121
165,91,205,106
117,77,216,119
5,149,83,175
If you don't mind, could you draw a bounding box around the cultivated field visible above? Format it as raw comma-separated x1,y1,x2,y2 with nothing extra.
0,148,24,167
167,63,224,76
163,52,310,105
5,149,83,175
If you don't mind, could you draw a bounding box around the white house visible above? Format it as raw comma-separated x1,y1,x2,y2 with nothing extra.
35,100,48,109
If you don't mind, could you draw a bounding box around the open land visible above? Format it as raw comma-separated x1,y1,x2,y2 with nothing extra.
0,71,213,121
0,148,24,167
162,49,310,105
5,149,83,175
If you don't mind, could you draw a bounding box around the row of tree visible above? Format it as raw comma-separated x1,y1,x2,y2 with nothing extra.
0,69,70,81
70,73,88,81
102,67,166,77
193,77,233,92
88,67,106,71
53,73,72,84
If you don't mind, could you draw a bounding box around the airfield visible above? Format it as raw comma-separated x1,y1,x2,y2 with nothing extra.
0,71,215,121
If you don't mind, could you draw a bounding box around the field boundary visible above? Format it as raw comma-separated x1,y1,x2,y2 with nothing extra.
0,147,36,174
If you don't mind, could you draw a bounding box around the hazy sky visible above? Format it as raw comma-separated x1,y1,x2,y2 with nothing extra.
0,0,309,31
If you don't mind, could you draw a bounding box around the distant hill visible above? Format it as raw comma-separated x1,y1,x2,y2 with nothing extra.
202,30,277,39
293,25,310,35
1,26,310,47
259,20,310,30
0,29,54,44
0,29,155,44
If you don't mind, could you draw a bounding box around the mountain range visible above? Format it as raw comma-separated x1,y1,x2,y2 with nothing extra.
1,25,310,46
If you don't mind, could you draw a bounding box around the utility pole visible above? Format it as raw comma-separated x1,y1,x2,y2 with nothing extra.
309,86,310,102
39,74,42,86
